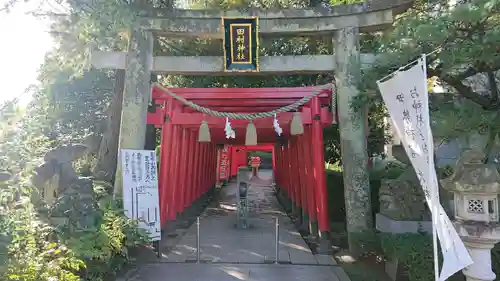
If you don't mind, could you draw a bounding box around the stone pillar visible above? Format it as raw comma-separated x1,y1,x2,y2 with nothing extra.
334,26,373,254
462,238,498,281
113,27,154,197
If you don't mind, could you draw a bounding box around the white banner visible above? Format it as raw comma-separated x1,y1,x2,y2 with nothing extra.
121,149,161,241
377,56,472,281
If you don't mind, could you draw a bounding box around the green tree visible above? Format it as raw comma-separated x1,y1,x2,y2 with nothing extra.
361,0,500,157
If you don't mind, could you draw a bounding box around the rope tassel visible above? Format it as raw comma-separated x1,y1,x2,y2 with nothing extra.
198,120,211,142
225,117,235,139
245,122,257,146
290,111,304,135
273,113,283,136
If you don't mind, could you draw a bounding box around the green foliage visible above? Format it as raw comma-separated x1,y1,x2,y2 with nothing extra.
356,0,500,153
370,162,406,181
38,66,115,144
0,83,146,281
380,232,435,281
3,217,84,281
431,97,500,142
0,174,147,281
48,2,134,73
63,201,148,281
352,231,462,281
353,230,500,281
325,83,388,164
326,169,387,222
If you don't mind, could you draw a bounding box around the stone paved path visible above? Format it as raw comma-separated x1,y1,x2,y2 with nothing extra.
124,263,350,281
119,170,350,281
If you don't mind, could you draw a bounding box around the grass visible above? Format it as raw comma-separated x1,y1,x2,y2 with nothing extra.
325,162,342,172
340,260,393,281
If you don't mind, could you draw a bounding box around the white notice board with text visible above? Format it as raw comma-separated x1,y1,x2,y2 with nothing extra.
121,149,161,241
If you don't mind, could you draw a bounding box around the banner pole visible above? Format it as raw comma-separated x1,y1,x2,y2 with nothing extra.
421,55,440,281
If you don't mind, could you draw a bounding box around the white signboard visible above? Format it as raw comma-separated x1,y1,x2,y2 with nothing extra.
377,56,473,281
121,149,161,241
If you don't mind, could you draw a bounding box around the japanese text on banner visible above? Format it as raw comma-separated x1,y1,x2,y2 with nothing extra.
121,149,161,242
377,56,473,281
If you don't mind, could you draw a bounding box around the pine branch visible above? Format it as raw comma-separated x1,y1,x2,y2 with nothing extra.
487,70,499,102
428,63,500,111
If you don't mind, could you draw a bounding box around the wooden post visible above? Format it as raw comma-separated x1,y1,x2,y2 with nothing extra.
186,130,196,207
290,137,301,219
206,144,212,192
202,143,207,193
159,100,174,226
304,126,319,239
274,144,280,187
200,143,206,196
212,145,217,187
271,146,276,178
168,124,181,221
114,27,153,197
283,143,291,207
311,96,332,254
178,128,189,214
297,134,309,232
335,26,373,254
192,133,200,202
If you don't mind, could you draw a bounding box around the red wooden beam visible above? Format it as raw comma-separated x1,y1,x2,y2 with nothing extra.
153,84,332,100
171,109,333,126
149,108,334,127
231,144,274,152
182,106,302,113
176,98,330,107
148,84,336,129
171,112,308,126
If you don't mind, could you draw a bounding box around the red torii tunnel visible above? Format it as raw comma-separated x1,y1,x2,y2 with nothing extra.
147,84,335,237
226,144,274,177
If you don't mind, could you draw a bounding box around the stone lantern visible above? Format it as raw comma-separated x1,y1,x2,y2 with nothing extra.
441,149,500,281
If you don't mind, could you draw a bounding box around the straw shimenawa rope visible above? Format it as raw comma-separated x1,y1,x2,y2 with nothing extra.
154,83,335,120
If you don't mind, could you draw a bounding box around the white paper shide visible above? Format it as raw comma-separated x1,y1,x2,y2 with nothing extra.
377,57,473,281
121,149,161,241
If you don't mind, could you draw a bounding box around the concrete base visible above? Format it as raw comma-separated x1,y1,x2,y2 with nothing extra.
375,213,432,234
277,190,293,213
297,215,310,233
162,187,217,237
316,231,333,255
385,258,399,281
294,208,304,228
291,202,298,217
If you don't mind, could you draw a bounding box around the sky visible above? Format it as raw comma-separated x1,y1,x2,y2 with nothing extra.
0,1,54,105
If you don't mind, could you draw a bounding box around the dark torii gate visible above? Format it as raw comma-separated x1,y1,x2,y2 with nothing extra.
147,84,335,251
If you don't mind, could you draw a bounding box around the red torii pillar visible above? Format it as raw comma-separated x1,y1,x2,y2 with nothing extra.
303,126,319,239
289,137,301,218
311,96,332,253
283,141,296,213
295,134,309,233
185,131,196,209
159,100,173,227
193,139,202,211
177,128,189,215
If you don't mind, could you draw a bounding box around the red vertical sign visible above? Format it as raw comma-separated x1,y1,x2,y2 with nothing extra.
218,145,230,181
